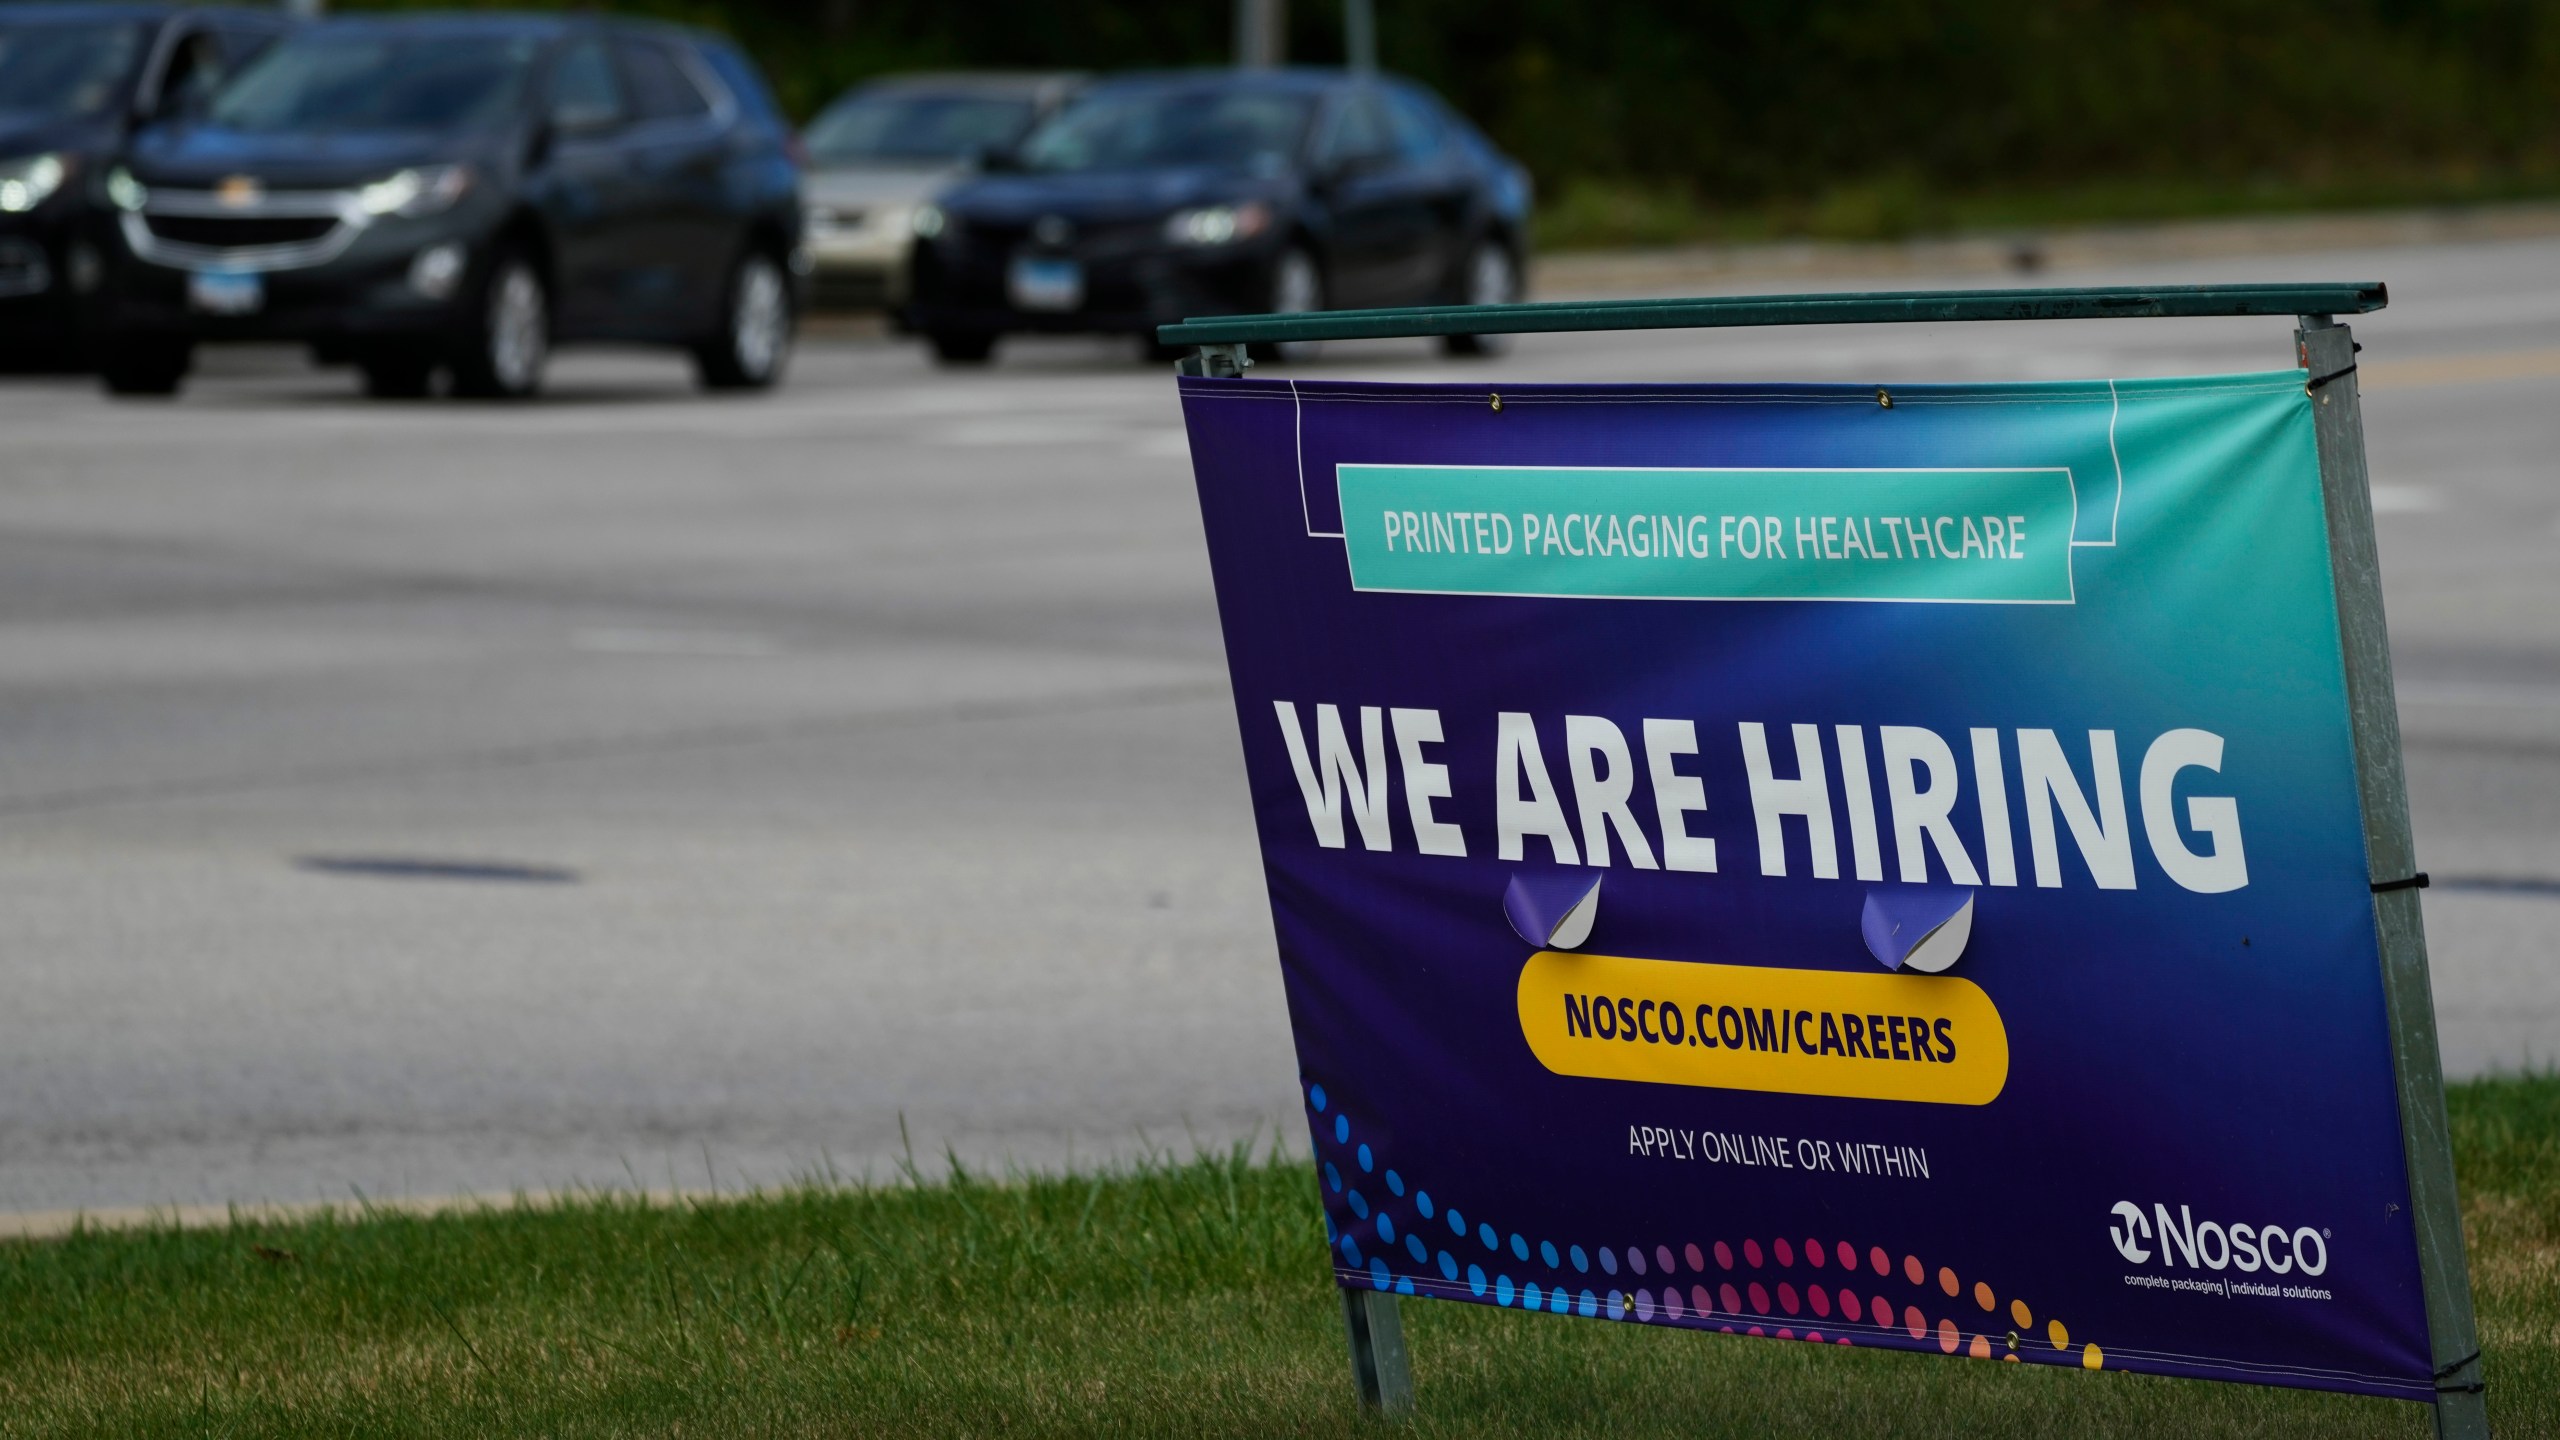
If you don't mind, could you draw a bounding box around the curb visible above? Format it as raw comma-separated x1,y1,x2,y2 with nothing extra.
0,1188,721,1243
1534,202,2560,298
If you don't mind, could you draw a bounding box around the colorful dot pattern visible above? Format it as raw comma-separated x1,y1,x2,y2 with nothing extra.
1305,1079,2102,1373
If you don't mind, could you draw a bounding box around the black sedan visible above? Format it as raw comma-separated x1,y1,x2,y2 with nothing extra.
95,13,803,398
0,2,294,368
903,68,1531,365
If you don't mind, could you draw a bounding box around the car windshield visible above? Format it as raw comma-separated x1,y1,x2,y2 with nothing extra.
207,32,540,133
804,90,1037,165
0,19,144,119
1017,88,1312,173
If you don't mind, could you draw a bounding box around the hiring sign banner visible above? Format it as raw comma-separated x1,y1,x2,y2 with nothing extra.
1178,370,2436,1399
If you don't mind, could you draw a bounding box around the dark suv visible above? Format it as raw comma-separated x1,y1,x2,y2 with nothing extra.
0,3,294,367
95,13,803,398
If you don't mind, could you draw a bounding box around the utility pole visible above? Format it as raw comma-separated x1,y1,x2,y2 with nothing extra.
1233,0,1284,67
1344,0,1375,71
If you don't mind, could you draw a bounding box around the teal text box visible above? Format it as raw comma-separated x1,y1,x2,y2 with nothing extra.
1336,465,2079,603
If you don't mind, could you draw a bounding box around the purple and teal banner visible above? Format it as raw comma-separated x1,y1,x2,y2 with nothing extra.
1178,370,2435,1399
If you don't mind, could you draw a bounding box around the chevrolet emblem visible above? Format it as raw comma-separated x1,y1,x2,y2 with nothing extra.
215,175,263,208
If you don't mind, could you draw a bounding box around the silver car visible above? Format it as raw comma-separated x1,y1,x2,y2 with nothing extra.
798,71,1080,310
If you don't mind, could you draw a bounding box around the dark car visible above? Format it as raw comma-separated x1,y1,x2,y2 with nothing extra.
94,13,803,399
0,2,294,367
903,68,1531,365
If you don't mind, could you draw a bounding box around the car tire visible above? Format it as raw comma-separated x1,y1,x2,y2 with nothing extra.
695,248,793,391
98,337,191,397
1442,237,1521,358
927,329,997,366
360,353,436,399
450,249,549,400
1248,245,1325,365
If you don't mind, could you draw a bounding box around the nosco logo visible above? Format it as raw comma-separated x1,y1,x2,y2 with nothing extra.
2108,1202,2329,1276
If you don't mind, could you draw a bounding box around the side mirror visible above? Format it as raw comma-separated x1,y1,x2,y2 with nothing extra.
971,143,1019,174
524,120,556,170
142,74,209,124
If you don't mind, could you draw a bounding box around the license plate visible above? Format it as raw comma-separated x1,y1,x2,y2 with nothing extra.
1007,255,1083,312
188,270,264,316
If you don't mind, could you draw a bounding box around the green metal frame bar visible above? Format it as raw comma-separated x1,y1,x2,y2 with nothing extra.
1158,282,2385,350
2298,318,2487,1440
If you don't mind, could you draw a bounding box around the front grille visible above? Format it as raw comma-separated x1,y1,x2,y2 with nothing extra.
144,214,338,249
956,219,1029,253
1074,219,1166,260
0,237,48,298
954,217,1167,262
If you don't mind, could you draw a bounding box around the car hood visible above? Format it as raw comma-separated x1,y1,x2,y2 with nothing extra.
126,124,494,189
802,164,959,211
0,114,113,163
941,166,1284,224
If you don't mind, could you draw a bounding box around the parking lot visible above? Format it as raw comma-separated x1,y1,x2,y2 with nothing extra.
4,233,2558,1219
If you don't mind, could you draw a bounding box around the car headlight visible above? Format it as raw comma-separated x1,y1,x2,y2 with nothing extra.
0,153,71,214
355,165,472,219
911,203,945,239
1164,201,1272,246
106,165,146,212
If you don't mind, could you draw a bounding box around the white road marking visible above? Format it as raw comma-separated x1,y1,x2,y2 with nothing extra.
2399,680,2560,710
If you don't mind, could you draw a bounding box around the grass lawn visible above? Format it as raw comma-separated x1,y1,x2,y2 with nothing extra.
1,1077,2553,1438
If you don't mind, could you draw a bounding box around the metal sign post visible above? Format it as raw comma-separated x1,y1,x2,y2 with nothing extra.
1342,1286,1412,1415
1162,284,2487,1435
1233,0,1285,67
1345,0,1378,72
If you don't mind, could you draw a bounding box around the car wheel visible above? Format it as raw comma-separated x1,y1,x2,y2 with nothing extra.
360,352,436,399
927,329,997,366
98,336,191,397
1442,238,1520,357
1248,245,1325,364
696,248,793,391
450,251,549,399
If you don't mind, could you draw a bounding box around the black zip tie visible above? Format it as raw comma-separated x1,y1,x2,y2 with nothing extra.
2306,362,2358,391
2370,872,2429,894
2433,1347,2483,1392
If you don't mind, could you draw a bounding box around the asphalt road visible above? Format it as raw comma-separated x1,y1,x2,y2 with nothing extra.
3,235,2557,1217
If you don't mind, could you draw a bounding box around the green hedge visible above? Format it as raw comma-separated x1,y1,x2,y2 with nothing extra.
345,1,2560,240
